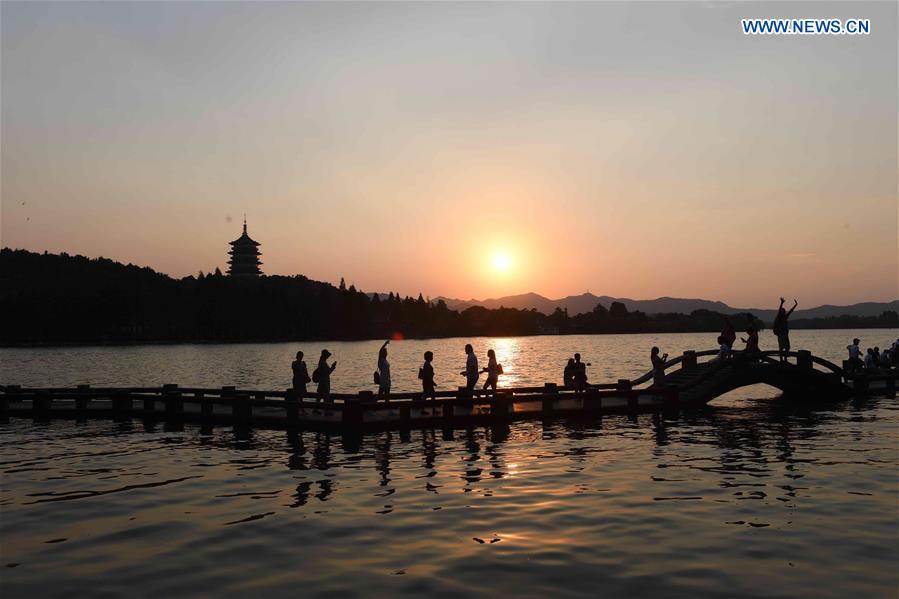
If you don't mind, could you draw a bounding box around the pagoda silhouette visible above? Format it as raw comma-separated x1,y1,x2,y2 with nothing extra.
227,217,262,276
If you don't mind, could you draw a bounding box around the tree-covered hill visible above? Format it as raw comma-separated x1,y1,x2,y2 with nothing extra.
1,249,895,345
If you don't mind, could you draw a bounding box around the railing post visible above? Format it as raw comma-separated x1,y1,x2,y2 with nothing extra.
34,392,52,418
542,383,557,415
113,390,131,421
143,390,157,414
666,387,680,410
0,385,22,413
285,389,299,425
222,386,245,422
76,384,90,413
682,351,697,370
884,375,895,399
343,393,364,428
196,391,212,420
163,384,182,418
617,379,636,412
400,403,411,427
797,350,812,370
585,387,601,415
490,391,511,421
442,398,454,422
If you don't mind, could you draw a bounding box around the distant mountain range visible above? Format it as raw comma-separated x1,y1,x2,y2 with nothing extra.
433,292,899,322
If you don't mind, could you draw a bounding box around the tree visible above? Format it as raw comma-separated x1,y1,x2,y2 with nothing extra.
609,301,628,318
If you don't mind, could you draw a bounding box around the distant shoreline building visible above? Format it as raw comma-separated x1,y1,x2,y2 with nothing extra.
227,218,263,277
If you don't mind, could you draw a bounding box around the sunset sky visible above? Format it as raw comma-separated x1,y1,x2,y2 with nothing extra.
2,1,896,308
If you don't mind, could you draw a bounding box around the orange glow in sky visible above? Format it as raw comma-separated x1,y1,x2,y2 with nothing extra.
1,2,896,307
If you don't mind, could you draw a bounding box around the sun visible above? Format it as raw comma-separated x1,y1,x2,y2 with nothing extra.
490,252,512,272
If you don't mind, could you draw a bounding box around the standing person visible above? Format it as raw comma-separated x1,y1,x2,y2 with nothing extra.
420,351,436,400
482,349,500,393
291,351,310,397
650,347,669,387
741,326,760,356
772,297,798,362
315,349,337,403
871,347,881,370
721,317,737,350
461,344,479,392
563,358,576,388
847,338,863,371
573,353,589,392
376,340,391,399
880,348,892,369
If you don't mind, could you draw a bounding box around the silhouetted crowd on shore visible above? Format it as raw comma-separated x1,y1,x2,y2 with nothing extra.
846,337,898,372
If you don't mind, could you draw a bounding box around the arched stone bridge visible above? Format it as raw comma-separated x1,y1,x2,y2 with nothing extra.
630,349,852,405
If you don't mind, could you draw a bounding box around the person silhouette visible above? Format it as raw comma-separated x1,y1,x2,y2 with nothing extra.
376,340,391,399
721,317,736,350
291,351,310,397
846,338,863,371
741,325,760,357
573,353,589,392
461,344,479,392
563,358,576,388
651,347,668,387
316,349,337,403
772,297,798,362
420,351,436,400
716,336,731,361
482,349,499,393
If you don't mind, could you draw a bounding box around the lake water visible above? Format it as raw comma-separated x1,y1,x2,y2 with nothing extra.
1,329,897,598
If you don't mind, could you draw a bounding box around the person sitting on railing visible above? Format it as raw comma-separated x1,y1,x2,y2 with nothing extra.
741,326,760,358
420,351,436,400
563,358,576,388
573,353,590,392
650,347,668,387
772,297,798,363
291,351,310,397
482,349,501,393
716,336,731,361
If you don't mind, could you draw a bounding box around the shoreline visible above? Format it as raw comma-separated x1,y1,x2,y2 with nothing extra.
2,325,897,350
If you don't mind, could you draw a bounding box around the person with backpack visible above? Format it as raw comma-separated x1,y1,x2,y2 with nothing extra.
482,348,502,393
419,350,436,400
291,351,310,397
772,297,798,363
314,349,337,402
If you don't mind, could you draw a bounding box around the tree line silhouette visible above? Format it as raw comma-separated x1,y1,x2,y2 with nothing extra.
1,249,896,345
